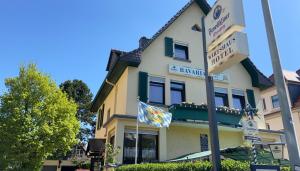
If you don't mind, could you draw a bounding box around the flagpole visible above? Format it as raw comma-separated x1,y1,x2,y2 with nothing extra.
135,97,140,164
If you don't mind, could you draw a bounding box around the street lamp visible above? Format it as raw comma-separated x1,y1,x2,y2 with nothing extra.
269,143,285,164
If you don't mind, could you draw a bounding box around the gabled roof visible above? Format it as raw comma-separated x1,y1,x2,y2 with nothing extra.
105,49,127,71
91,0,272,112
282,70,300,83
140,0,211,50
269,70,300,83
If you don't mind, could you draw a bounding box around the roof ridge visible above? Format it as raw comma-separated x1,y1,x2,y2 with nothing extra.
141,0,210,51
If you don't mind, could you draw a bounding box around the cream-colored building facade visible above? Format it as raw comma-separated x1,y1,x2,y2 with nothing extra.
261,70,300,159
91,0,284,164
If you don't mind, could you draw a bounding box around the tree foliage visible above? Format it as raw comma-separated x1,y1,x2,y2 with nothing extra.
0,64,80,170
59,79,94,142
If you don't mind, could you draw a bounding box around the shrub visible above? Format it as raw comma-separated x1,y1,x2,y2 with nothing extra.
116,160,291,171
281,167,291,171
116,160,249,171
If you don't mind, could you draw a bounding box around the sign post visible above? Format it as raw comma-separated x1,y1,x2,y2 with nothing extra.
201,16,221,171
199,0,248,170
261,0,300,168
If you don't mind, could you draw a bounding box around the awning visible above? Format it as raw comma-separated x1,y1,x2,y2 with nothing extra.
168,147,290,165
168,151,211,162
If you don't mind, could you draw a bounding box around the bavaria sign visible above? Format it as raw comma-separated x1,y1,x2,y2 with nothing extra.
207,32,249,74
205,0,245,51
168,64,228,83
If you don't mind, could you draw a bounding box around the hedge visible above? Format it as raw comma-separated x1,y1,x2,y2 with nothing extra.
116,160,291,171
116,160,249,171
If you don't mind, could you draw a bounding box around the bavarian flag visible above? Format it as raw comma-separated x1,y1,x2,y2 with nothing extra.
138,101,172,127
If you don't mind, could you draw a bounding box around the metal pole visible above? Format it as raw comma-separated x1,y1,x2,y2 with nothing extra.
261,0,300,168
252,141,257,165
201,16,221,171
135,98,140,164
135,119,139,164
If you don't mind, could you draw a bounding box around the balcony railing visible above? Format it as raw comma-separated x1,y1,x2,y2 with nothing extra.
169,103,243,126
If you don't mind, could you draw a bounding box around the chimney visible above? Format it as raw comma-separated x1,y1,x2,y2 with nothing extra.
139,36,149,48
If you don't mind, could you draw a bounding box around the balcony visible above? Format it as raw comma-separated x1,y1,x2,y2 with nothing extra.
169,103,243,126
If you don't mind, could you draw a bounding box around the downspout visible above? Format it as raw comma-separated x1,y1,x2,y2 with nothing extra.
105,79,117,114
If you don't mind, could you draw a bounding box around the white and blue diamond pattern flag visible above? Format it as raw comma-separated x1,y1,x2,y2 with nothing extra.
138,101,172,127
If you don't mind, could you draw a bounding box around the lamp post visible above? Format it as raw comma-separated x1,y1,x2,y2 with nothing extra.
261,0,300,168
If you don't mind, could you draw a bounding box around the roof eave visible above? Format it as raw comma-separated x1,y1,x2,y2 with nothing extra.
91,55,141,112
241,58,273,90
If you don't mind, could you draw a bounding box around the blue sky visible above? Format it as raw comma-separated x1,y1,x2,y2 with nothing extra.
1,0,300,96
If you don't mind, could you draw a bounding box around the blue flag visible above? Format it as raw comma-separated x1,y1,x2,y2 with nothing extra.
138,101,172,127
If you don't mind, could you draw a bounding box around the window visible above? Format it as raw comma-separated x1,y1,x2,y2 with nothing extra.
266,123,270,130
123,132,158,164
200,134,209,152
97,104,105,130
171,81,185,105
232,89,245,110
271,95,280,108
174,44,189,60
110,135,115,146
262,98,267,110
214,87,229,107
149,77,165,104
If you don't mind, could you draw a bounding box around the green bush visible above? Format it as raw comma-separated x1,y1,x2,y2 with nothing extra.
116,160,249,171
280,167,291,171
116,160,291,171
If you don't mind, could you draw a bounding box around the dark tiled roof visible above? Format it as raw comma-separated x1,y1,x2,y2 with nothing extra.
297,69,300,76
91,49,141,112
106,49,127,71
241,58,273,89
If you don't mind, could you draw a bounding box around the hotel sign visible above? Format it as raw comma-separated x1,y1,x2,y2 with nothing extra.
205,0,245,51
168,64,228,83
208,32,249,74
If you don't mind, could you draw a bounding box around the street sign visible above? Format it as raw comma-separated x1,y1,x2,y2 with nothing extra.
207,32,249,74
250,165,280,171
243,120,258,136
244,136,261,143
243,120,261,143
205,0,245,51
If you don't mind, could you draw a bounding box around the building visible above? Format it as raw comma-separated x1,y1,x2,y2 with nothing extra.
42,144,89,171
261,69,300,159
90,0,284,164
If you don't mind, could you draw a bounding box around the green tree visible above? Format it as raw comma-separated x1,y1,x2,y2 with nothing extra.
0,64,80,170
59,80,95,142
